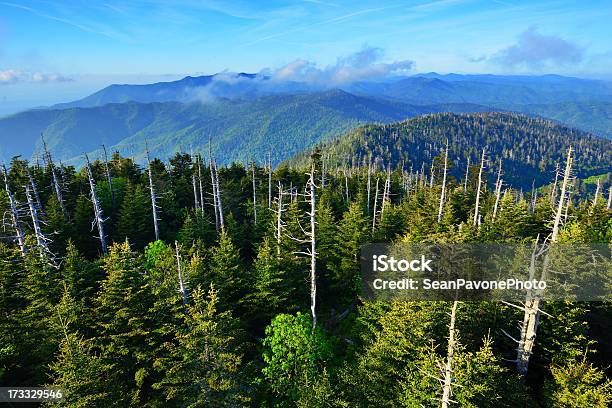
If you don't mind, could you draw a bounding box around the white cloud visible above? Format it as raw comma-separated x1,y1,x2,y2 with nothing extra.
0,69,73,84
268,46,415,84
0,69,21,84
492,27,584,69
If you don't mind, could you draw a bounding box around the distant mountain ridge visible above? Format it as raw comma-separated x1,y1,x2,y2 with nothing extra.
46,72,612,111
1,72,611,168
0,90,494,166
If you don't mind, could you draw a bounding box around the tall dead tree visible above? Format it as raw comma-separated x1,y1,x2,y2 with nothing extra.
274,182,287,255
463,156,470,193
513,147,573,378
321,156,327,189
344,172,350,204
530,179,537,213
306,162,317,328
381,167,391,219
473,148,486,227
366,159,372,214
2,164,26,254
208,150,220,232
43,139,66,215
25,167,44,216
192,173,200,210
593,179,601,209
607,185,611,210
175,241,188,306
197,155,205,212
208,144,224,234
550,163,560,205
372,178,380,232
85,154,108,255
25,184,49,256
101,144,115,208
146,146,160,241
429,160,435,188
251,161,257,223
492,160,503,221
441,300,459,408
268,151,273,209
438,142,449,223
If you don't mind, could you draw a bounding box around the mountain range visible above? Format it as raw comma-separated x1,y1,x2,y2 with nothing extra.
0,72,611,166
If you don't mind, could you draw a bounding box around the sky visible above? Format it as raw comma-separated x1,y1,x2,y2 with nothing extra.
1,0,611,115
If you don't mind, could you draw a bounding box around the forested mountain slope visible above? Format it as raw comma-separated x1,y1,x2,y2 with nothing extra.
0,90,493,165
294,112,612,189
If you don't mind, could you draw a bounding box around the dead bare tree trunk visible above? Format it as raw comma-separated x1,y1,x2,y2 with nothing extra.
2,164,26,254
321,156,326,189
593,179,601,208
429,160,435,189
344,172,350,204
607,185,611,210
515,147,573,378
25,184,53,262
146,147,160,241
473,148,486,227
438,142,449,223
192,173,199,210
25,167,44,216
102,144,115,208
530,179,537,213
550,163,560,205
251,162,257,224
372,178,380,232
308,163,317,328
175,241,188,306
275,182,285,255
213,159,224,233
85,154,108,255
268,151,273,209
381,167,391,219
209,152,220,232
492,159,503,221
441,300,459,408
552,147,572,241
43,140,66,215
463,156,470,193
197,155,205,212
366,159,372,214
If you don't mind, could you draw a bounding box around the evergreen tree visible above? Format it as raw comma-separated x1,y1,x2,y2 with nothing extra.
157,285,247,406
93,242,156,405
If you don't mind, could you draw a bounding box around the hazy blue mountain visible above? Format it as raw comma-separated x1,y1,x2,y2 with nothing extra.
347,74,612,106
45,72,612,112
513,101,612,139
0,90,494,166
51,73,268,109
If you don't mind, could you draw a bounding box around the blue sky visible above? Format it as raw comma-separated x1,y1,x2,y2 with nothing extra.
1,0,611,114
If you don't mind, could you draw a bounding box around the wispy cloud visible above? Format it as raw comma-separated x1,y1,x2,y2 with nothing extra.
0,69,72,84
267,46,414,83
243,4,400,46
0,1,129,41
492,26,584,68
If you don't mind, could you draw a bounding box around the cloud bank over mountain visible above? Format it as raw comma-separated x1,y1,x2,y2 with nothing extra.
493,27,585,69
267,46,415,84
0,69,73,84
